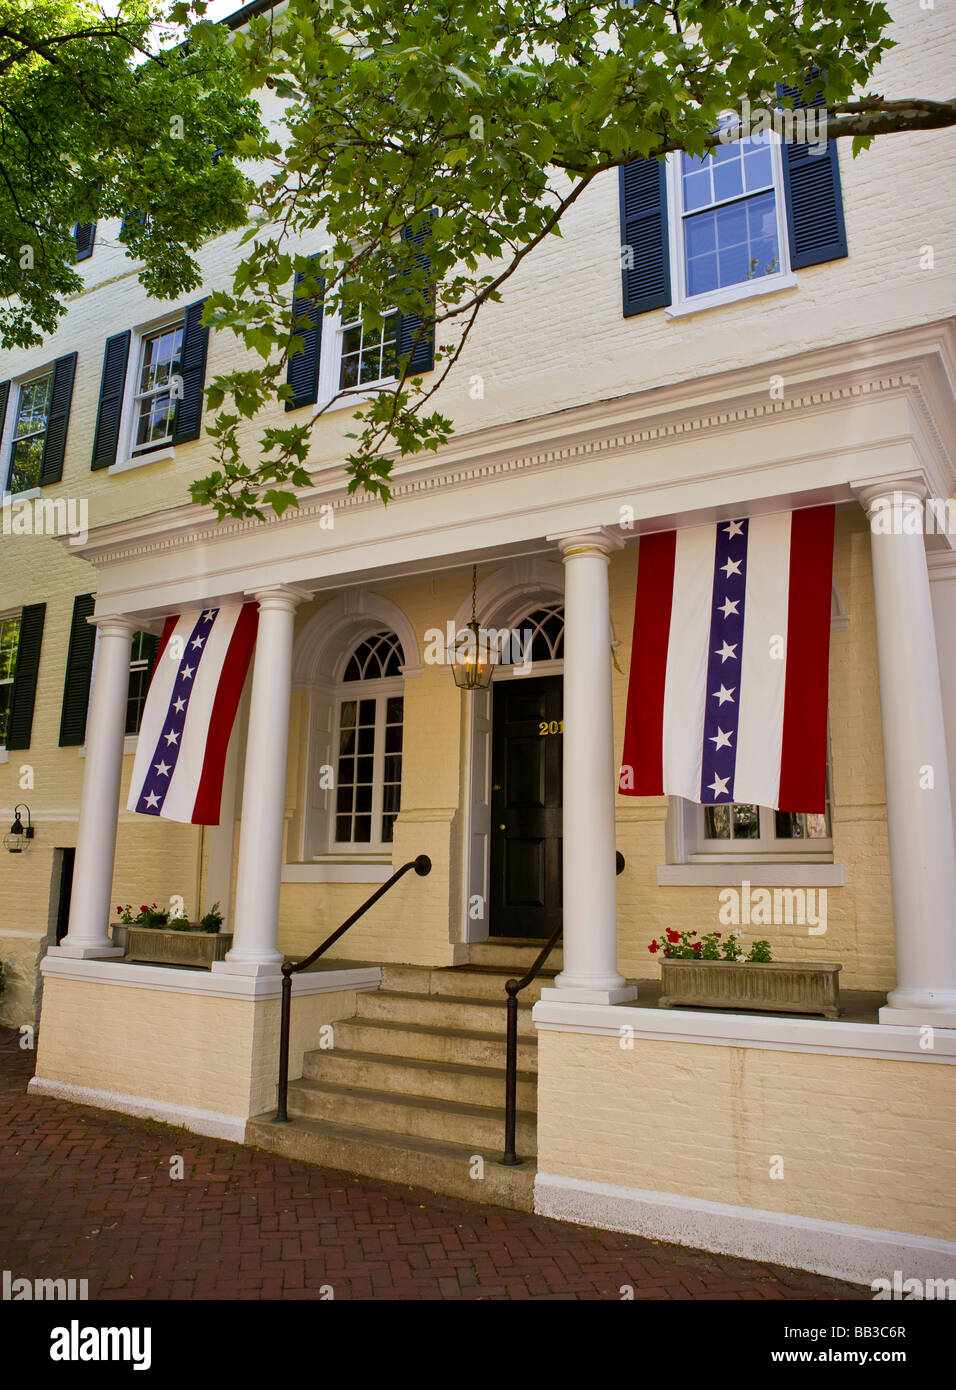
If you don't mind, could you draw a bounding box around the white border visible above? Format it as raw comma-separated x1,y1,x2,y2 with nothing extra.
534,1173,956,1284
27,1077,247,1143
657,863,845,886
532,999,956,1063
39,952,381,1000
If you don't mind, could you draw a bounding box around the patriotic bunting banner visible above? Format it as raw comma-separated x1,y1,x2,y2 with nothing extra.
619,506,835,812
127,603,258,825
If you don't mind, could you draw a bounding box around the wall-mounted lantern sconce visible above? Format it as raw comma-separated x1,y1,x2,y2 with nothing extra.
4,804,35,853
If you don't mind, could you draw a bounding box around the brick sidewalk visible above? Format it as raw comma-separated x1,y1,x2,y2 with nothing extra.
0,1028,867,1301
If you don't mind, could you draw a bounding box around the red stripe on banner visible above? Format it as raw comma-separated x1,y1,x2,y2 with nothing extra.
778,505,836,812
151,614,178,679
619,530,677,797
191,604,259,825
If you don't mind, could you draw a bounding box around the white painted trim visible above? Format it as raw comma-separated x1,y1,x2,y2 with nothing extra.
282,860,392,884
665,274,798,319
39,951,381,999
0,749,8,764
533,1173,956,1285
108,447,175,476
2,485,41,505
657,862,845,887
532,999,956,1062
27,1077,247,1143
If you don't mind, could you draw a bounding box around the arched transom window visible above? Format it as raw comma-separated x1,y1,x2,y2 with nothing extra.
334,631,405,847
512,604,565,664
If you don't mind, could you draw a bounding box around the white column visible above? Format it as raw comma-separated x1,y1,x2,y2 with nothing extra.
856,482,956,1027
217,585,310,976
542,529,636,1004
53,616,136,958
203,682,247,932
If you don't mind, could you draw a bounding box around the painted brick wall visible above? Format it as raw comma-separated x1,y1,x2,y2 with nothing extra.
536,1028,956,1241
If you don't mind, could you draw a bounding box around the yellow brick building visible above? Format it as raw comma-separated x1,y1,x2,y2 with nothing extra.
1,0,954,1286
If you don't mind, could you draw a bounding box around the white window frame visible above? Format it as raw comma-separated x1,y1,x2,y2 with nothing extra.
1,368,55,500
664,130,796,318
0,607,22,753
315,293,400,415
327,676,405,855
112,312,185,472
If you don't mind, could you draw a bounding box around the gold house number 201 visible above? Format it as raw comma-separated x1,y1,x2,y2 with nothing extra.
538,720,563,737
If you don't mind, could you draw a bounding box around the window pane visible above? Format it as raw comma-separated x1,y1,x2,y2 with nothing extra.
358,699,376,724
0,685,11,746
704,804,730,839
732,803,760,838
713,157,743,203
357,755,374,783
386,696,404,724
353,815,371,843
8,438,43,492
0,617,20,681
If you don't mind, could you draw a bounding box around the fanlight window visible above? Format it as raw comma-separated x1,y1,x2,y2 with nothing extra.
343,630,404,681
513,605,565,663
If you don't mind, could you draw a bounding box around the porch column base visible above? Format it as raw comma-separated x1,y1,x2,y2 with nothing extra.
211,957,283,979
541,982,638,1006
46,944,125,960
880,999,956,1030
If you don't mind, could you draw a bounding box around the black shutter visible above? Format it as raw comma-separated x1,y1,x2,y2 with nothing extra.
39,352,77,486
59,594,97,747
619,158,671,317
285,255,325,411
398,215,435,374
171,298,210,444
74,223,96,261
7,603,45,751
91,330,130,471
778,80,848,269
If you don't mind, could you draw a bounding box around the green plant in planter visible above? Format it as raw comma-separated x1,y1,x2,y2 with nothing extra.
200,903,223,935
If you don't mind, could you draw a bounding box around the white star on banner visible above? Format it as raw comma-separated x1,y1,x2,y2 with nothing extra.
154,761,171,777
718,597,740,619
173,698,186,713
202,611,214,622
715,641,738,663
720,557,743,578
712,684,736,705
180,664,194,680
190,635,205,650
710,728,734,751
724,520,745,538
707,774,730,798
144,791,160,809
164,729,180,746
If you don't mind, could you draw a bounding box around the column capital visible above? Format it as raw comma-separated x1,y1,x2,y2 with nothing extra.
851,472,932,515
245,583,314,613
548,527,625,560
85,614,138,640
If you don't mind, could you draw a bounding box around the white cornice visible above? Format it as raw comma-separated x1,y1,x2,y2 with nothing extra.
65,317,956,575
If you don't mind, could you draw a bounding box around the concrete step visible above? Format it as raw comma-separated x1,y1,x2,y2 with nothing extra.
330,1016,539,1072
302,1047,537,1110
286,1077,536,1152
427,965,558,1003
466,939,563,972
354,988,537,1038
246,1113,536,1212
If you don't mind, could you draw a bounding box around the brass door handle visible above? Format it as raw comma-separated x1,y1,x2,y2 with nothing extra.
498,823,507,831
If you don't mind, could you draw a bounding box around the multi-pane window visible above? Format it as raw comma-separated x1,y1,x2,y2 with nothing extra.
0,614,21,746
7,373,53,493
133,323,184,452
699,761,833,856
333,631,405,847
339,307,398,390
125,631,157,735
676,131,784,299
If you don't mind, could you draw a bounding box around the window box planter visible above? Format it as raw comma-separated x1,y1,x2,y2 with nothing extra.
658,959,843,1019
123,926,233,969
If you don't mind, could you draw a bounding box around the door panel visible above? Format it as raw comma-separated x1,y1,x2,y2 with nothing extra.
490,674,562,938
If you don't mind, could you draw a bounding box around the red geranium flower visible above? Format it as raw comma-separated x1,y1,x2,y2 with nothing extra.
692,942,703,953
648,941,660,954
665,928,680,943
715,932,721,938
140,905,149,913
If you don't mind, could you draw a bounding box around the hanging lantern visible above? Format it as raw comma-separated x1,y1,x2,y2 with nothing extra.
451,566,496,690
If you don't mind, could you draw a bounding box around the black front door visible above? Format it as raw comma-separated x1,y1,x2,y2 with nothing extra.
489,674,562,939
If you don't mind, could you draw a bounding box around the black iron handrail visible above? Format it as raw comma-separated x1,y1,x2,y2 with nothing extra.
499,850,626,1165
274,854,432,1123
